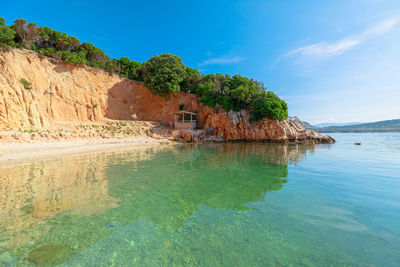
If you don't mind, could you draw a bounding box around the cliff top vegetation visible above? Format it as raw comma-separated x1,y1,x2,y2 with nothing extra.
0,17,288,121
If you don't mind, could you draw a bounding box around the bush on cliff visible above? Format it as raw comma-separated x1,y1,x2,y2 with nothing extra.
143,54,186,96
20,78,32,89
250,91,288,121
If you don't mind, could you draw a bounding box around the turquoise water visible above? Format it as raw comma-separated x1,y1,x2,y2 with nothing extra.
0,133,399,266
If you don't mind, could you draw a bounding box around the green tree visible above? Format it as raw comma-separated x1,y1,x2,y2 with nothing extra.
80,42,109,68
118,57,142,80
12,19,26,41
143,53,186,96
223,75,260,111
250,91,288,121
0,18,16,47
25,22,40,46
180,67,200,93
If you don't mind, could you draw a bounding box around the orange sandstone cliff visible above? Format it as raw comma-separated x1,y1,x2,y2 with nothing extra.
0,48,333,143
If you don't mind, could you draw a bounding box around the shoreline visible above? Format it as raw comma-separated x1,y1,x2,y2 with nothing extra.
0,135,335,169
0,137,174,169
0,119,336,169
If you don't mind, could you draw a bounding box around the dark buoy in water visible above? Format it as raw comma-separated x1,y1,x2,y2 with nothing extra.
354,142,361,145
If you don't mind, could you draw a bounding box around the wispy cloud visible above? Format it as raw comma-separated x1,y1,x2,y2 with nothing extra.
198,56,245,66
279,17,400,63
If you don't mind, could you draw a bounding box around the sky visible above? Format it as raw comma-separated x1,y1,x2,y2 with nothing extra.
3,0,400,124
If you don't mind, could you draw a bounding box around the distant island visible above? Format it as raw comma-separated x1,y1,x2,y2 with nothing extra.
314,122,364,127
303,119,400,133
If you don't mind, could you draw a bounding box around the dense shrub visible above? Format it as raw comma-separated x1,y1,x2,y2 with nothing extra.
250,91,288,121
143,53,186,96
192,73,288,121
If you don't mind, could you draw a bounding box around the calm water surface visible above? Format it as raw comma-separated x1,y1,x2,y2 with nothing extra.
0,133,399,266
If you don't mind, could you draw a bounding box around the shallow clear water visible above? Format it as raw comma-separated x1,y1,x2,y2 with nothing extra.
0,133,399,266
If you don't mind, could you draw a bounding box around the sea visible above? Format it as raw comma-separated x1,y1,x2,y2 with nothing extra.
0,133,399,266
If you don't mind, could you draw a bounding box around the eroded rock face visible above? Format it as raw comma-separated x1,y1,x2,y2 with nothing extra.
0,48,171,128
199,108,334,143
0,48,334,143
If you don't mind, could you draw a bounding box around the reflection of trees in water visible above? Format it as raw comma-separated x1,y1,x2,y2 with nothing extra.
0,143,323,265
107,143,292,231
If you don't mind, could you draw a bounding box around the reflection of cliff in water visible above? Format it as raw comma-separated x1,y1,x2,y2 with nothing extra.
0,147,161,251
106,143,322,231
0,143,323,265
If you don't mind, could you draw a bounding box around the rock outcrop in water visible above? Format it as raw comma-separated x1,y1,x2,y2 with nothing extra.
198,108,334,143
0,48,334,143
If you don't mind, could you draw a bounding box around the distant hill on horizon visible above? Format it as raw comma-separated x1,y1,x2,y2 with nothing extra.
314,122,364,127
313,119,400,133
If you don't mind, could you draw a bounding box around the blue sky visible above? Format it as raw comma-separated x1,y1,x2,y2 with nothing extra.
3,0,400,124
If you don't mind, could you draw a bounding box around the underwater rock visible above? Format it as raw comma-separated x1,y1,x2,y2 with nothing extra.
28,244,73,265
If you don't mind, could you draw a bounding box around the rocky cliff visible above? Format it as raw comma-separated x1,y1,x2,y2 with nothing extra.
0,48,333,143
199,108,332,143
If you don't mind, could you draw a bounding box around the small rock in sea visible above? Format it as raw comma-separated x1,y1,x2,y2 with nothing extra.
354,142,361,145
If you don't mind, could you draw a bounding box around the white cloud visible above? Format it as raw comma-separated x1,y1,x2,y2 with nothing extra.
288,39,360,57
198,56,245,66
281,17,400,62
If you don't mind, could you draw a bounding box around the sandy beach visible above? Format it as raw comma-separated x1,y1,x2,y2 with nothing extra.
0,136,173,169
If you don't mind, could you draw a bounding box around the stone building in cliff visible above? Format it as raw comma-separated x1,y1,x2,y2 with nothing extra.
174,111,197,129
